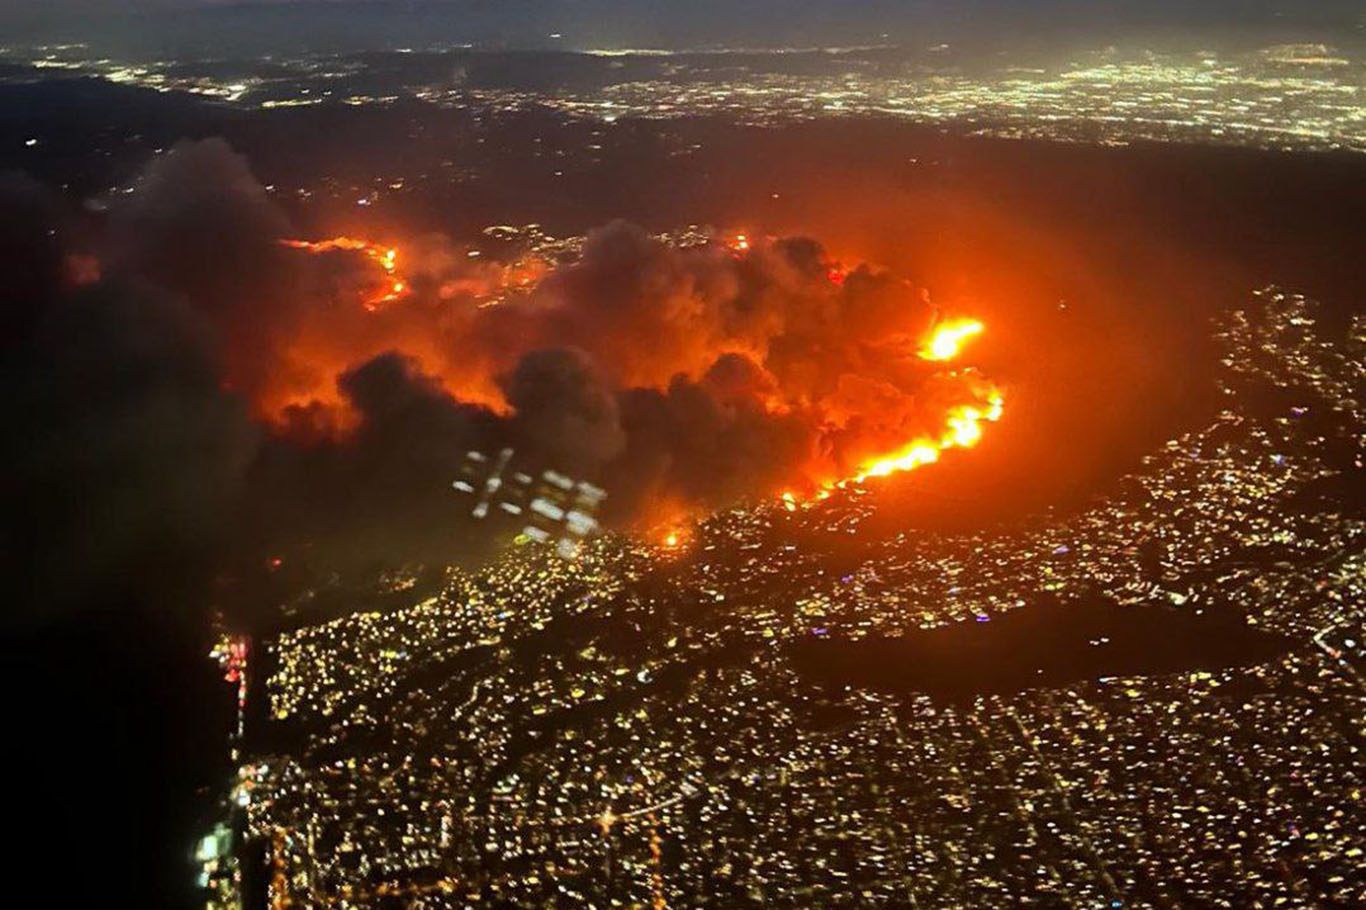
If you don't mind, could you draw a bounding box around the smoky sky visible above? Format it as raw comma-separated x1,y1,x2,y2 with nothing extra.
1,169,258,620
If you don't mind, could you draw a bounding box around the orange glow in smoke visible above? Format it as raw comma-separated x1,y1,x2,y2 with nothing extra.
921,318,984,361
280,237,410,311
260,234,524,428
273,230,1006,513
64,253,102,288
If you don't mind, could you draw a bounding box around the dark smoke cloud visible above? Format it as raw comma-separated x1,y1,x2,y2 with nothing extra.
0,173,64,353
609,372,816,521
246,352,503,569
2,171,257,621
0,163,266,910
108,137,310,406
502,347,627,468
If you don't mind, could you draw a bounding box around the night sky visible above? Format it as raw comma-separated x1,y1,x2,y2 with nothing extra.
2,1,1363,52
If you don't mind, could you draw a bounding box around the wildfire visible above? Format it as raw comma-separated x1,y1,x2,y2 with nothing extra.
655,519,700,552
921,318,984,361
280,236,409,310
792,318,1005,500
851,393,1004,484
266,226,1006,521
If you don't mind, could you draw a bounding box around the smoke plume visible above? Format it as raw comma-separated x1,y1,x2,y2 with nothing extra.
5,139,1003,582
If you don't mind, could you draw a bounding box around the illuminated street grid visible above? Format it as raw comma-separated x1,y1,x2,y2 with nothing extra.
4,43,1364,152
243,289,1365,908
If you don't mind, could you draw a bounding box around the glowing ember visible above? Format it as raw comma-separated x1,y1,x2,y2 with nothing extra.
922,318,984,361
280,237,410,310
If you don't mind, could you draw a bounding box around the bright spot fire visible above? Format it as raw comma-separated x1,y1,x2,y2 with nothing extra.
922,318,984,361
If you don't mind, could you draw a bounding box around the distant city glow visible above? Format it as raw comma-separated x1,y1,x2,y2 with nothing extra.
12,43,1363,153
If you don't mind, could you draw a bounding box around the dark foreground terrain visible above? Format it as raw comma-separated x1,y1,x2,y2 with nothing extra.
792,598,1296,702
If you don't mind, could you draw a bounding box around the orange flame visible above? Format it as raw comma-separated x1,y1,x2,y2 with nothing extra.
788,319,1004,501
921,318,984,361
850,392,1004,483
280,237,409,311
